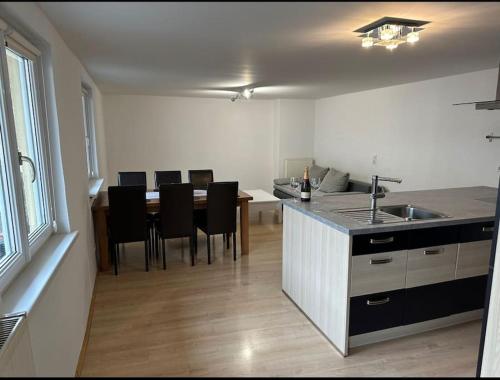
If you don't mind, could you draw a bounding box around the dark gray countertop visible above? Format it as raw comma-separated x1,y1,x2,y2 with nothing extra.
282,186,497,236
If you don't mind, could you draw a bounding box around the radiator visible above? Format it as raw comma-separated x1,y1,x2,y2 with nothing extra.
0,313,35,377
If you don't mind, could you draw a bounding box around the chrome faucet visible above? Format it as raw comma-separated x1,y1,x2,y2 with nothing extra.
370,175,402,211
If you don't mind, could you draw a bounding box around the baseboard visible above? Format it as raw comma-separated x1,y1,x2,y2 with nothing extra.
75,275,97,377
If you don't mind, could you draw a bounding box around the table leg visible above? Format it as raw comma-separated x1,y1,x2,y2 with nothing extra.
240,200,250,255
93,209,110,271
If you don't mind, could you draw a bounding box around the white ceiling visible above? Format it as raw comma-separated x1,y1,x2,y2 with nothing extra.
38,2,500,99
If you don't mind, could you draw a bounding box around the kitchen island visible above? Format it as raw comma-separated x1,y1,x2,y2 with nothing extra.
282,186,497,356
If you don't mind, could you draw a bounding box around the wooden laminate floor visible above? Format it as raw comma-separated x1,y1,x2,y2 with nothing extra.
80,218,482,377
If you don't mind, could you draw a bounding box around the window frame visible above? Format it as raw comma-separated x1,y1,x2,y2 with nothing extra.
0,26,55,292
81,85,99,180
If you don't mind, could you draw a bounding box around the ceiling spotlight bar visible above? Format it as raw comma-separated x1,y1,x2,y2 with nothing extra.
355,17,429,51
231,88,254,102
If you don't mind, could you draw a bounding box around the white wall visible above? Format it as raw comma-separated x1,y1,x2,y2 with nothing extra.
273,99,315,178
0,2,107,376
314,69,500,191
104,95,314,193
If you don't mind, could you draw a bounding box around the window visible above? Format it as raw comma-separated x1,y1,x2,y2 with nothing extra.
81,86,98,179
0,26,54,289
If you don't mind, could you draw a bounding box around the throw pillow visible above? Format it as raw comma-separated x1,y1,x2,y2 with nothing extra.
319,169,350,193
309,164,329,181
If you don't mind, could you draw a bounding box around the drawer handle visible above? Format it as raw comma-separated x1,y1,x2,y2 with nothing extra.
367,297,390,306
370,258,393,265
369,237,394,245
424,248,444,255
482,226,494,233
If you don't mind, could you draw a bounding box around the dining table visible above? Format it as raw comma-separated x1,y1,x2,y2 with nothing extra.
91,189,253,271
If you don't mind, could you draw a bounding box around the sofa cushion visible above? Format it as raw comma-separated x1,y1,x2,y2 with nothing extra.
273,184,300,197
274,183,362,199
309,164,329,181
273,177,291,185
319,169,350,193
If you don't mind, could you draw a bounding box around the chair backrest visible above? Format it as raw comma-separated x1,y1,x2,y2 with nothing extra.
188,169,213,190
159,183,194,239
108,185,147,243
206,181,238,235
118,171,147,187
155,170,182,189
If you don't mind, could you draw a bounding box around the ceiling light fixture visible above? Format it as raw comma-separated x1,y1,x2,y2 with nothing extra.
361,35,374,48
354,17,429,51
231,88,254,102
406,29,420,43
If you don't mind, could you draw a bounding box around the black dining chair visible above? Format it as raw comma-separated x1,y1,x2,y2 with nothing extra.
194,181,238,264
188,169,214,190
108,185,150,275
154,170,182,190
117,171,157,256
155,183,197,268
118,171,147,186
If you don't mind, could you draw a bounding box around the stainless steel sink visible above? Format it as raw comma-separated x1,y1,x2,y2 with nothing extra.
378,204,449,221
333,204,449,225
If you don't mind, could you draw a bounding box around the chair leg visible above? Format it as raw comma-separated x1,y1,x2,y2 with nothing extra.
194,228,198,255
113,243,118,276
150,226,154,260
226,233,230,249
233,232,237,261
162,238,166,270
190,237,195,266
116,243,120,266
148,226,152,260
154,228,158,261
154,227,157,261
207,234,211,265
156,229,160,261
144,239,149,272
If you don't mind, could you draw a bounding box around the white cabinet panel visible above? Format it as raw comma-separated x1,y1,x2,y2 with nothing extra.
282,206,350,356
407,244,458,288
456,241,491,279
351,250,407,297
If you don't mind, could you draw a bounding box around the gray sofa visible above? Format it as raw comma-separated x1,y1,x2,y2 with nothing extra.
273,179,374,199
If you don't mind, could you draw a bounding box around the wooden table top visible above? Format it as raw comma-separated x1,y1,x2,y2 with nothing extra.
92,189,253,211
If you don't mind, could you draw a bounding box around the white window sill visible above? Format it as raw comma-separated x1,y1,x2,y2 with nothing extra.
89,178,104,199
0,232,79,316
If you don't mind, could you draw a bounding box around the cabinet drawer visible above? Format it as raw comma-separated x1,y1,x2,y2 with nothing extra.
351,250,407,297
349,289,405,336
452,275,488,314
406,244,458,288
460,222,495,243
404,281,453,324
352,231,408,256
456,241,491,279
408,226,459,249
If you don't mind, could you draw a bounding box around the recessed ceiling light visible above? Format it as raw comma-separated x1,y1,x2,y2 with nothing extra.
354,17,429,51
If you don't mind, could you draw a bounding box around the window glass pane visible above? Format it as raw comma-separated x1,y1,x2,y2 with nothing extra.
6,48,47,238
82,92,92,177
0,116,16,265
